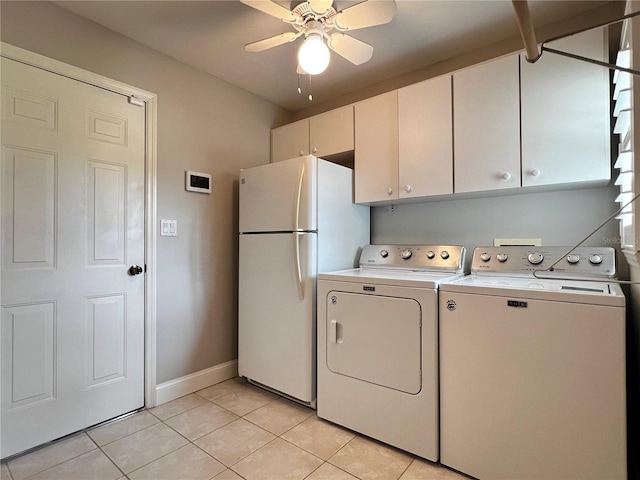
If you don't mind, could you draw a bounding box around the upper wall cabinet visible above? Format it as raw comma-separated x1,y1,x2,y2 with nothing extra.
354,92,398,203
271,106,354,163
271,120,309,162
398,75,453,198
309,105,354,158
453,54,521,194
521,27,610,188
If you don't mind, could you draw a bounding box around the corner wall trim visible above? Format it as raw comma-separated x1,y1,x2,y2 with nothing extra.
154,360,238,406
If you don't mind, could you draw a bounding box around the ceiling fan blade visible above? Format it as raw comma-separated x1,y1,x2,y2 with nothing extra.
245,32,300,52
240,0,296,22
328,33,374,65
309,0,333,15
335,0,396,31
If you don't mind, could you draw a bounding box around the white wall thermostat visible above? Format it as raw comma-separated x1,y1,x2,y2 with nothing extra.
186,170,212,194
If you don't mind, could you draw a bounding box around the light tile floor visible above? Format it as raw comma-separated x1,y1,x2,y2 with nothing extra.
1,378,469,480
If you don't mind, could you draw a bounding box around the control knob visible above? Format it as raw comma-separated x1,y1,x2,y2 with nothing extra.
479,253,491,262
566,254,580,264
380,250,389,258
496,253,508,263
400,248,413,260
426,250,435,259
589,254,603,265
440,250,450,260
527,252,544,265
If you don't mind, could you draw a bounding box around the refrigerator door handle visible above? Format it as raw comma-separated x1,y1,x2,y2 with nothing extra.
293,232,304,300
294,163,304,232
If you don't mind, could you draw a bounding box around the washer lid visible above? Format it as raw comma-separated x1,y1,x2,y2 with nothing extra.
439,275,625,307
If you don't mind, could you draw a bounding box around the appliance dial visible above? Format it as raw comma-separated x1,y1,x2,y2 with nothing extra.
496,253,508,262
589,254,603,265
566,254,580,264
400,248,413,260
479,253,491,262
380,250,389,258
440,250,450,260
426,250,435,259
527,252,544,265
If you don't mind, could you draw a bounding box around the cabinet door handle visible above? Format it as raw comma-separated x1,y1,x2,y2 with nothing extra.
387,187,393,195
404,185,412,193
501,172,511,181
312,147,317,154
530,168,541,177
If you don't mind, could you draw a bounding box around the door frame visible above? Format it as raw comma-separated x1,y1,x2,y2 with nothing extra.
0,42,159,408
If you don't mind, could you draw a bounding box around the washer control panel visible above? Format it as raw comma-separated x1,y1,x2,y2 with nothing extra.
359,245,465,272
471,246,616,278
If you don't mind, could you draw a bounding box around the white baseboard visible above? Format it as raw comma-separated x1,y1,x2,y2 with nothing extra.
154,360,238,406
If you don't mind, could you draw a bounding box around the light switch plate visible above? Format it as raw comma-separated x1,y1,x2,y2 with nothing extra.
161,219,177,237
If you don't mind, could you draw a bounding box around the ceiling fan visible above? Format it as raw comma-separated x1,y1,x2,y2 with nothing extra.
240,0,397,75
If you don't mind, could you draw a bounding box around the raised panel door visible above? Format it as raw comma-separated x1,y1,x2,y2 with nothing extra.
1,57,145,458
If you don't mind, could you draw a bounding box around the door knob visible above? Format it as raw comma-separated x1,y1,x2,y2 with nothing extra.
128,265,143,275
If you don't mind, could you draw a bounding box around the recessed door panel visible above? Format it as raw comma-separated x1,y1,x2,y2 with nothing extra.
326,291,421,394
2,302,56,408
2,147,56,269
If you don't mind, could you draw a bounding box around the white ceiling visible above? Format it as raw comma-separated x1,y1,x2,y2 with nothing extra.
54,0,615,112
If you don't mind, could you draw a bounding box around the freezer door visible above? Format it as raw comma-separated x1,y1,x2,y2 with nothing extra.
238,232,317,403
239,156,317,233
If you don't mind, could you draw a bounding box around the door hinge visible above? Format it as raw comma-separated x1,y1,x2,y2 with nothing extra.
128,96,145,107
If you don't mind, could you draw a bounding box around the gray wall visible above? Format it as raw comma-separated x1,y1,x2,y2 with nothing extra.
371,186,626,276
0,1,292,384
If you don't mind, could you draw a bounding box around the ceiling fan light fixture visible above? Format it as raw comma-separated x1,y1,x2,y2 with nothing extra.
298,34,330,75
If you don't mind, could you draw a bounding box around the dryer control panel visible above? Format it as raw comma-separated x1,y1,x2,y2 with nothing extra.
471,246,616,278
359,245,465,272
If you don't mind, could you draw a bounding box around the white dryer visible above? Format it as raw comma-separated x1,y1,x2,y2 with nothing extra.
317,244,466,461
439,246,626,480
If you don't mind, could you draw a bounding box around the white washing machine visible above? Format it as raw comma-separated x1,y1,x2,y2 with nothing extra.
439,246,626,480
317,244,466,461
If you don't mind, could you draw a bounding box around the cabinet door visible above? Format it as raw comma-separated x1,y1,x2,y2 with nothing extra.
310,105,354,157
271,119,309,162
521,27,610,187
355,92,399,203
398,75,453,198
453,55,520,193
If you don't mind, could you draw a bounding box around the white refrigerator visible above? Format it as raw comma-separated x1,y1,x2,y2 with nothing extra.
238,155,369,405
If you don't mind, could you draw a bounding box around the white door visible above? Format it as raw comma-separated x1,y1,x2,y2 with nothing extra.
354,92,399,203
239,156,317,233
521,27,610,187
1,58,145,458
453,54,520,193
398,75,453,198
238,232,316,403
